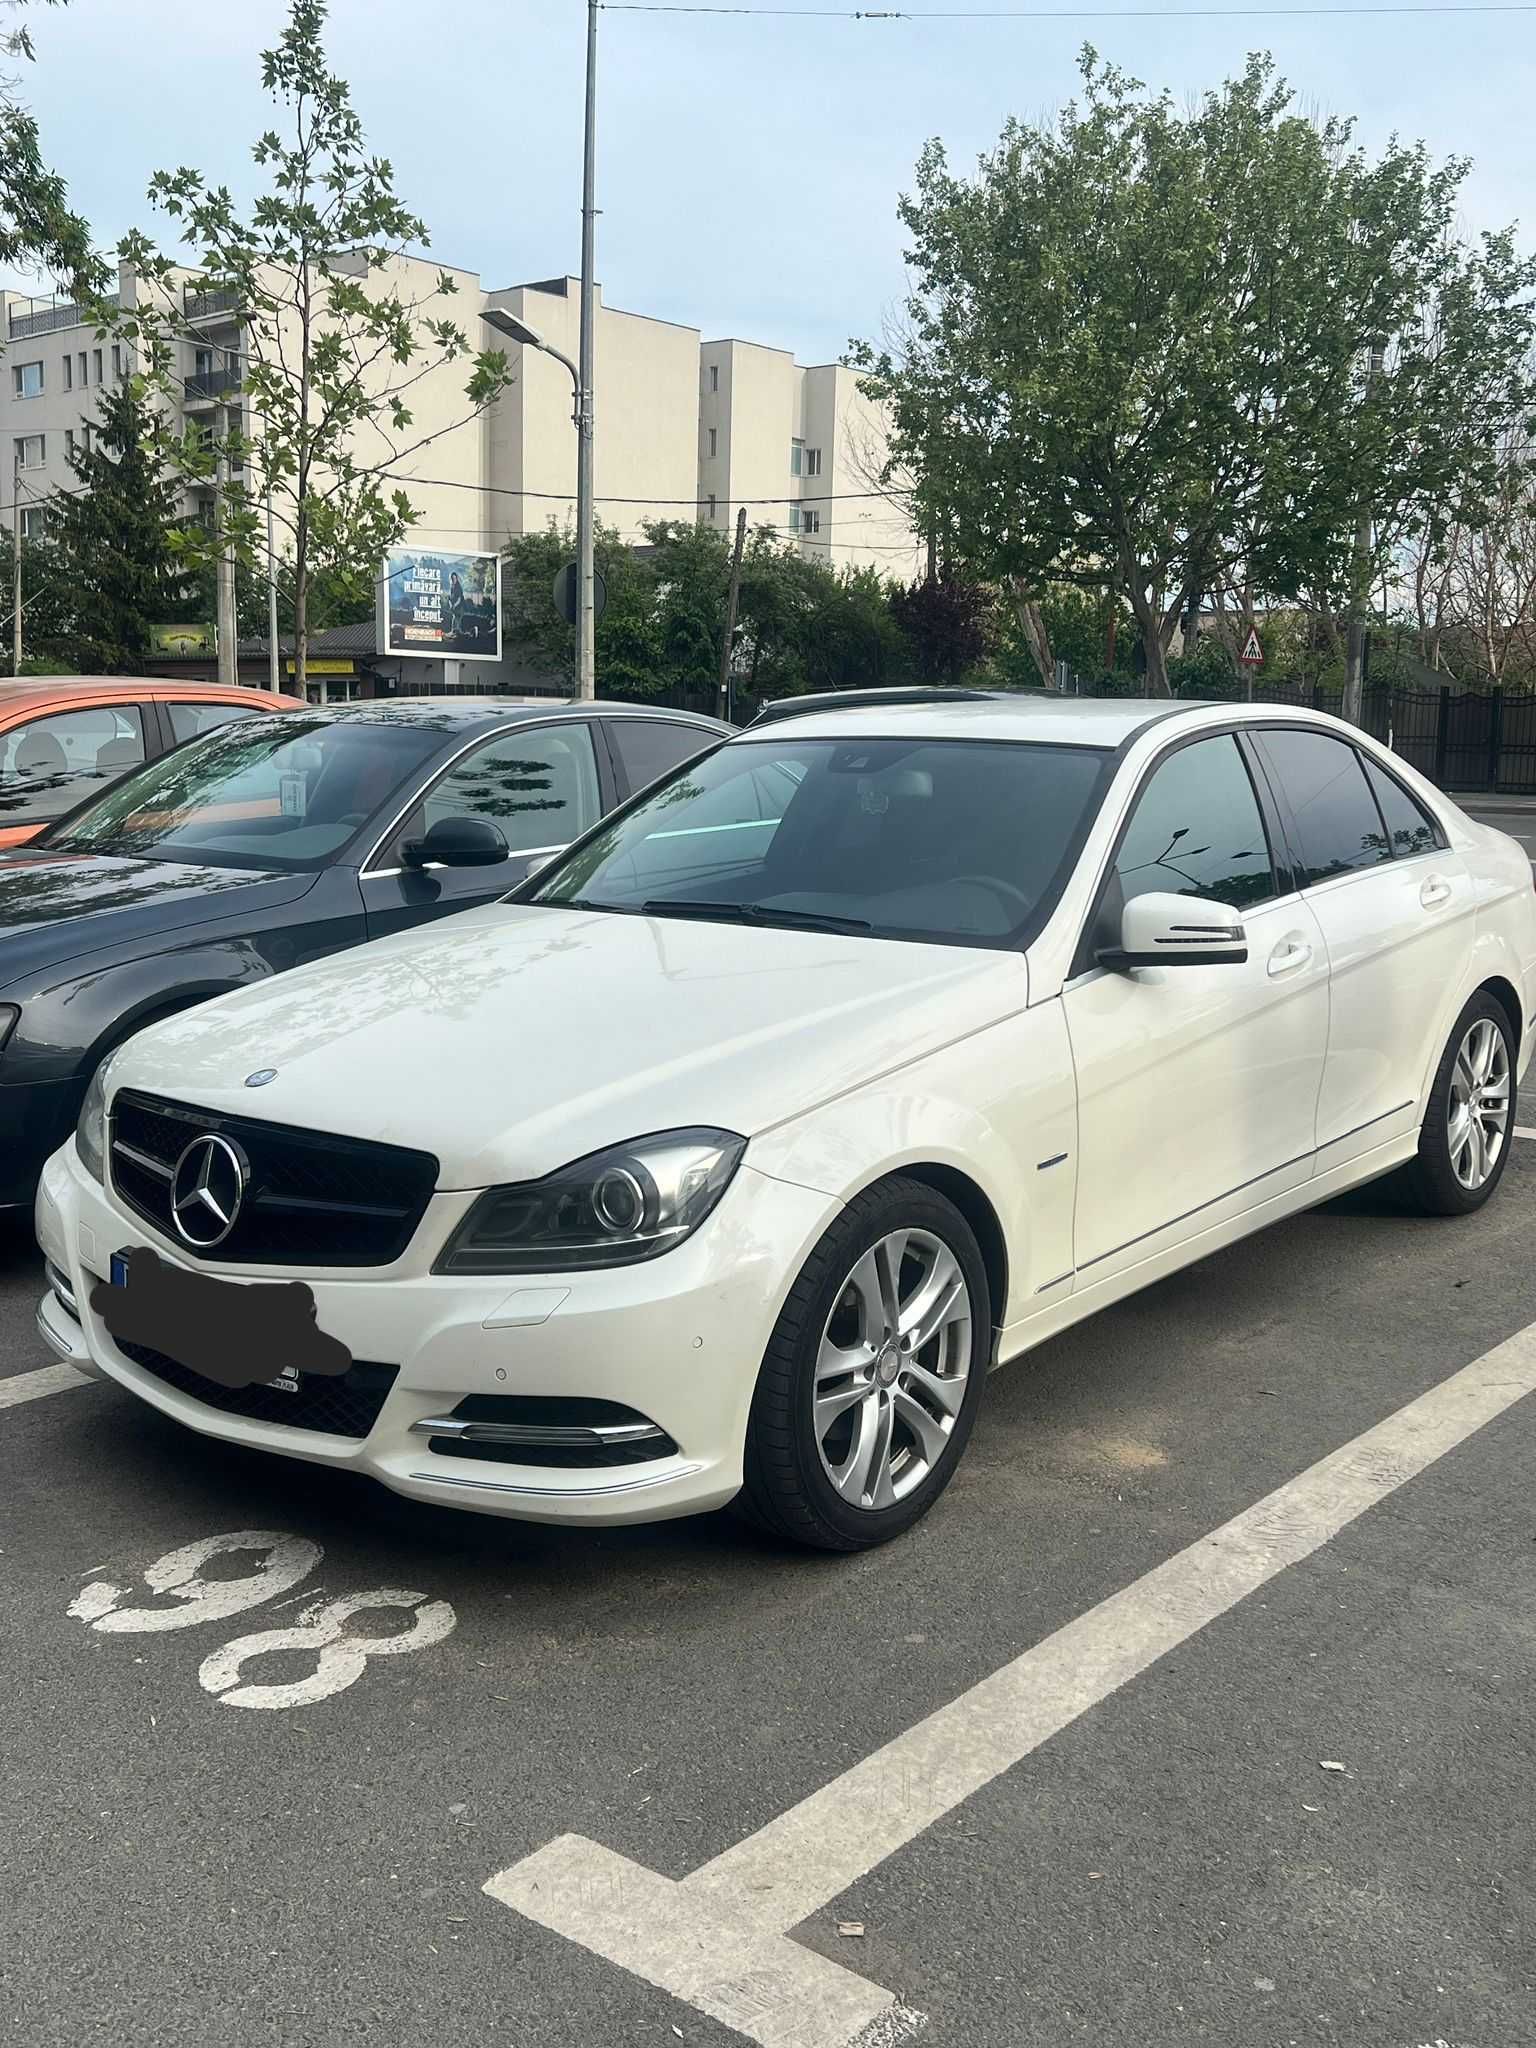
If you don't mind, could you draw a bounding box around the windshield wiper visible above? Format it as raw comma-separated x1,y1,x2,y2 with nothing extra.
640,897,871,934
641,898,755,922
742,904,871,933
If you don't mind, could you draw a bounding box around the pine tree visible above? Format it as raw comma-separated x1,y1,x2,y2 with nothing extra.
47,379,199,672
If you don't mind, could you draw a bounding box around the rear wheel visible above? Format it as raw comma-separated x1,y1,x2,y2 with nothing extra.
1396,991,1516,1216
737,1177,990,1552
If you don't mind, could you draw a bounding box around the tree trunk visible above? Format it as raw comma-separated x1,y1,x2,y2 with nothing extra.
293,499,308,696
1005,580,1055,690
1126,582,1171,696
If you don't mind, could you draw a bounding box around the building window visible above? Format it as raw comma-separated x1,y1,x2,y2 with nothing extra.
77,350,87,386
19,507,47,541
92,347,103,383
707,426,718,459
790,439,804,477
14,435,44,469
805,447,823,478
62,355,73,391
65,428,77,460
111,344,123,378
707,493,717,520
11,361,43,399
802,509,821,535
709,364,719,393
788,505,802,534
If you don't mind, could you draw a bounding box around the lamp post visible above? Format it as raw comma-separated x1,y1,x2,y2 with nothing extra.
484,305,594,703
483,2,598,702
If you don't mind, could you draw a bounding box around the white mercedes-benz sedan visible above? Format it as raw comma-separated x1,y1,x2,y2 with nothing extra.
34,693,1536,1550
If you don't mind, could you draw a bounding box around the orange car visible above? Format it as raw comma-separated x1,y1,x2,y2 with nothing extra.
0,676,306,849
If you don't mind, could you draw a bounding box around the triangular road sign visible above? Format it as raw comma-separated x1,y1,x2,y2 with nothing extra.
1238,628,1263,665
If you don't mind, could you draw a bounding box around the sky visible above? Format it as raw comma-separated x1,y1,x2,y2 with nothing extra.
3,0,1534,365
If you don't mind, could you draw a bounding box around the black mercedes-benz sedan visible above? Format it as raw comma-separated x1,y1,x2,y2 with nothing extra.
0,696,727,1207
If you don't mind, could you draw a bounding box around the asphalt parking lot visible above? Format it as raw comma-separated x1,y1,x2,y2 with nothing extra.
3,1133,1535,2048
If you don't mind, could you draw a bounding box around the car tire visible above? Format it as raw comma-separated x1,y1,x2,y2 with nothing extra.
736,1176,991,1552
1395,990,1517,1217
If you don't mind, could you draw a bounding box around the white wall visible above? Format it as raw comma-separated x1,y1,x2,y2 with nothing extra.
486,278,700,547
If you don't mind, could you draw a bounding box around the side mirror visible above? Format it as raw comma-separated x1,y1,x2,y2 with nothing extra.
1098,890,1248,970
401,815,510,870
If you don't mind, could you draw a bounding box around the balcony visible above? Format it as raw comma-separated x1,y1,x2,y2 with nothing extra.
184,285,241,322
183,367,243,406
7,300,83,340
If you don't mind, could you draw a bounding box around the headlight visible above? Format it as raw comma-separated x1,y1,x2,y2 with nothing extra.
75,1052,117,1185
0,1004,17,1055
435,1128,746,1275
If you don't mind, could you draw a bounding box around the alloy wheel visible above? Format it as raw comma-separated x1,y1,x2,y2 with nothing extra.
812,1228,973,1512
1448,1016,1511,1191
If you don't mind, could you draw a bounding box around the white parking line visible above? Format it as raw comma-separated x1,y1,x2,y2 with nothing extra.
485,1320,1536,2048
0,1362,89,1411
1514,1125,1536,1142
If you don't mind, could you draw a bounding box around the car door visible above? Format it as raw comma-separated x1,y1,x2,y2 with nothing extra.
1250,726,1474,1171
0,703,148,842
605,716,722,800
1062,730,1331,1285
158,699,271,750
360,718,608,940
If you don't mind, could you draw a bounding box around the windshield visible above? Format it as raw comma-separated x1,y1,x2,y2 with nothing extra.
43,714,446,871
530,734,1111,948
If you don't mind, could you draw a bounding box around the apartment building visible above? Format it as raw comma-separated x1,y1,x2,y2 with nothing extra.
2,262,918,596
698,339,920,576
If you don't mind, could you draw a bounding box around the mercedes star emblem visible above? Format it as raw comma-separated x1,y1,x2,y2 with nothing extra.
169,1134,249,1249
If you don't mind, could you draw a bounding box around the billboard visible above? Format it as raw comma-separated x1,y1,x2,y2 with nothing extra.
378,548,502,662
149,622,216,656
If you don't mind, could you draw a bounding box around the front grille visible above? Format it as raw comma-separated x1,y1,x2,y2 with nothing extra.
116,1337,398,1438
109,1089,439,1268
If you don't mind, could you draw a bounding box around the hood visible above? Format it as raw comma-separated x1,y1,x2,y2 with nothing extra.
110,901,1027,1187
0,850,318,989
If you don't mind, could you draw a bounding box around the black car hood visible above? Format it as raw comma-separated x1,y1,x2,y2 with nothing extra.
0,850,319,987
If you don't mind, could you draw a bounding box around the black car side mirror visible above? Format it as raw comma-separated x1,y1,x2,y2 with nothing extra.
401,816,510,870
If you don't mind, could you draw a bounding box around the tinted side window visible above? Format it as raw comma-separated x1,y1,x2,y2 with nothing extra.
1261,730,1389,884
1362,756,1440,860
608,719,714,795
167,701,267,745
1114,736,1275,912
0,705,146,826
405,723,601,856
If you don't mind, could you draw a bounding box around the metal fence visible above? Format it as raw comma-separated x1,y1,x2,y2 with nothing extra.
1066,671,1536,795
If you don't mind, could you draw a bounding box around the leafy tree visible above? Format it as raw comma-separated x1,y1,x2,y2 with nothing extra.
1,2,100,294
854,50,1536,696
889,570,993,681
44,379,199,672
502,523,663,694
117,0,511,688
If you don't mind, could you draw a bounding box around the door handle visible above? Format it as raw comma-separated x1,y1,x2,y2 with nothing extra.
1267,938,1313,978
1420,874,1453,909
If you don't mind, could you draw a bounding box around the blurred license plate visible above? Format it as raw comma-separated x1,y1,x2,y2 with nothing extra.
107,1249,320,1393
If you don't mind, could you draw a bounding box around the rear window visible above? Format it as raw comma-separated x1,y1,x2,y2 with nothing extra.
1362,756,1440,859
1258,729,1389,886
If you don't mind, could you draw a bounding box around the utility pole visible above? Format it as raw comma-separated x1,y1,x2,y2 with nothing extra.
215,421,238,688
9,449,21,677
266,492,281,693
718,506,748,722
574,0,598,701
1342,339,1386,728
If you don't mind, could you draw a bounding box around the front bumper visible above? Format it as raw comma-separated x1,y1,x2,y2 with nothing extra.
35,1140,839,1528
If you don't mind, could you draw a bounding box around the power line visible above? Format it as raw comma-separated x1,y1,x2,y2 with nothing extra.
602,2,1536,14
376,469,904,508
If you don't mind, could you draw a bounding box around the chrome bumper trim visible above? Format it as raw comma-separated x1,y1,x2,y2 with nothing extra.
408,1463,702,1500
409,1415,670,1449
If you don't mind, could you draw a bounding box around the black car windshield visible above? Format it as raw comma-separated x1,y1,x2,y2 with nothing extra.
43,714,446,871
530,734,1111,948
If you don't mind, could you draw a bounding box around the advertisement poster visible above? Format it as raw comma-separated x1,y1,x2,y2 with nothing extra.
148,622,216,656
378,548,502,662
